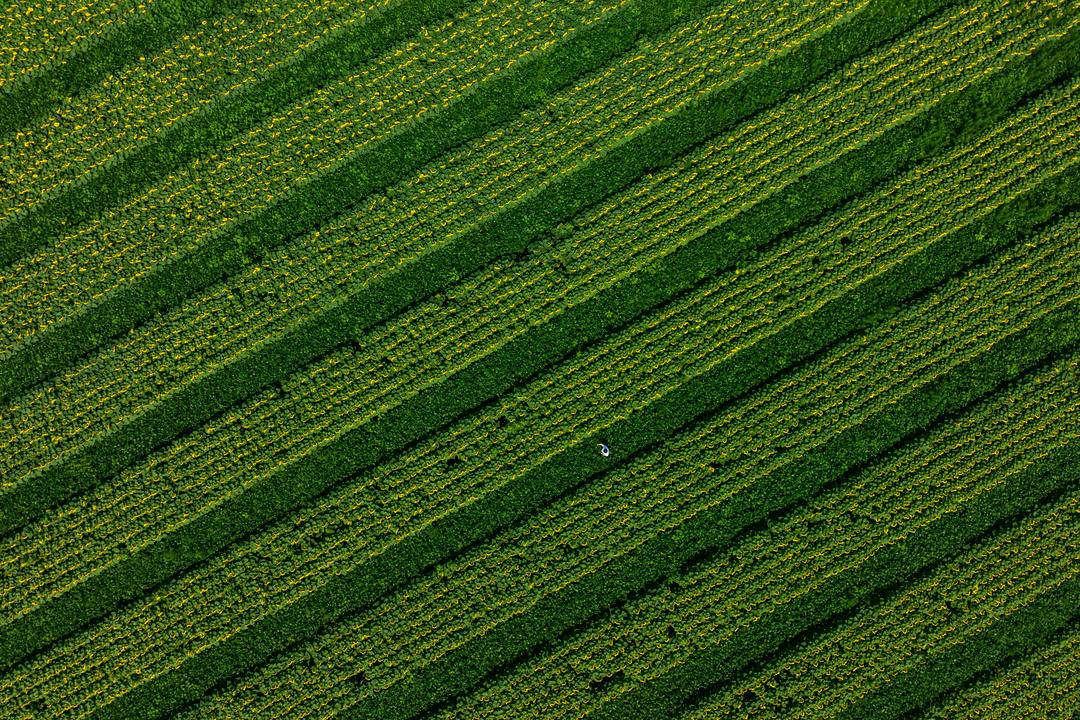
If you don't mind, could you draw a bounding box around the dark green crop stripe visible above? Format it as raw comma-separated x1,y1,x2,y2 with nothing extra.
0,0,958,540
87,192,1080,720
0,0,472,269
834,580,1080,720
588,453,1080,720
363,441,1080,720
886,619,1080,720
0,5,1061,676
0,0,245,137
337,242,1080,717
0,0,719,403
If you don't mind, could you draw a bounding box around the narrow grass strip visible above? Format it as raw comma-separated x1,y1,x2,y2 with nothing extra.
587,451,1080,720
0,0,960,535
0,0,245,136
75,186,1080,719
0,0,725,400
0,0,471,268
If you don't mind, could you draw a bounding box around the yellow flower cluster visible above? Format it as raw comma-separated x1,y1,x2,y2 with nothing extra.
0,0,393,223
0,0,155,90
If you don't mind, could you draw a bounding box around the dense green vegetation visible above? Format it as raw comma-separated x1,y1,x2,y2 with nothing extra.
0,0,1075,718
0,0,243,136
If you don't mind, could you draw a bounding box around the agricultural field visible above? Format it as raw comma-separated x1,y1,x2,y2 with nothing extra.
0,0,1076,718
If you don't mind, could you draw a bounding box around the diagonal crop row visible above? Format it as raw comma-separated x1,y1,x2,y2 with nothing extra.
1,40,1077,677
920,624,1080,720
421,357,1080,720
1,58,1075,631
0,0,853,487
0,0,927,536
1,50,1069,632
171,235,1080,720
3,112,1077,718
0,0,397,224
0,0,1041,562
313,224,1080,720
0,0,157,92
0,0,477,269
679,488,1080,720
0,0,637,357
0,0,947,415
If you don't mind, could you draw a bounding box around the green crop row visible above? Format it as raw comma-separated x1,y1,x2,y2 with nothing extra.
0,13,1076,677
8,124,1015,715
0,0,473,267
0,0,972,540
173,233,1080,720
0,0,1027,595
0,0,157,92
0,0,718,403
0,0,809,489
682,487,1080,720
922,624,1080,720
20,186,1075,720
0,0,631,357
7,116,1079,718
0,0,810,618
0,0,246,135
0,0,396,224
